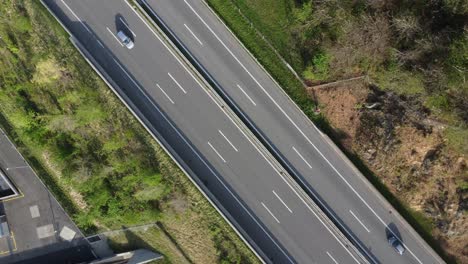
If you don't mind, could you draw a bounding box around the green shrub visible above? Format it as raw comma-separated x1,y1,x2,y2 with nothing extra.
425,94,451,112
303,51,331,81
446,33,468,85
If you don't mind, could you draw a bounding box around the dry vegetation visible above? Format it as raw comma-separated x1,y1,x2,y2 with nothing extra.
311,82,467,263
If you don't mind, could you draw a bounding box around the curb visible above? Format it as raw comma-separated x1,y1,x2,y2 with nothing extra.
185,1,445,263
136,1,368,263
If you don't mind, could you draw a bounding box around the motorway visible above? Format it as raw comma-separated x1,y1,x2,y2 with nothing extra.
42,0,367,263
138,0,445,263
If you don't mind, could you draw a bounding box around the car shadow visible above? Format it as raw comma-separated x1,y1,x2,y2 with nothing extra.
115,13,134,42
385,222,402,241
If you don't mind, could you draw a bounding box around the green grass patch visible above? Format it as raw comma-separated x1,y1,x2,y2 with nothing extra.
106,226,185,264
230,0,303,71
373,68,426,95
302,51,332,81
425,94,451,111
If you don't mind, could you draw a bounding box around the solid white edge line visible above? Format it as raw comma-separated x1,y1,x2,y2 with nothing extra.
326,251,339,264
106,27,124,47
184,1,424,263
84,26,271,260
261,202,280,224
236,84,256,106
292,146,313,169
219,130,238,152
122,1,327,263
182,4,361,262
122,3,296,263
110,46,280,261
5,166,29,171
208,141,226,163
184,23,204,46
168,72,187,94
119,17,136,37
311,143,422,262
349,210,371,233
59,0,91,33
97,39,105,48
156,83,175,104
44,1,270,260
272,190,292,213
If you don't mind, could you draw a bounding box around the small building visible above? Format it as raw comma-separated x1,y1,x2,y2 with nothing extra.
0,168,19,201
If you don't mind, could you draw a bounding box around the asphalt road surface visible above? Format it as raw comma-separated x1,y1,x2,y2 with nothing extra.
138,0,444,263
42,0,366,263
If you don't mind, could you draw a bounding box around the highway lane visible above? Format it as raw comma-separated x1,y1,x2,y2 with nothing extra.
42,0,365,263
140,0,444,263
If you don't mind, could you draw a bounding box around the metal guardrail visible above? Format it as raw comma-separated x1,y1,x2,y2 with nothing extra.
39,1,269,262
40,0,370,262
136,1,370,263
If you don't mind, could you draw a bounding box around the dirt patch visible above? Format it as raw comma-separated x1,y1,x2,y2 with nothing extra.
309,81,467,262
32,57,64,85
69,189,87,211
311,79,369,148
41,151,88,210
161,211,218,264
166,192,189,215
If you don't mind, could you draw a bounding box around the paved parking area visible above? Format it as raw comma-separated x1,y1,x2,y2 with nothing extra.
0,128,95,263
0,233,16,255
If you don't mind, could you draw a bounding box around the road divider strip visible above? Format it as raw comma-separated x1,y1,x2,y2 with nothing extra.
135,0,370,263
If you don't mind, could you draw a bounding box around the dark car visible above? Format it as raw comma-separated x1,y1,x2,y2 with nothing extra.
388,235,405,255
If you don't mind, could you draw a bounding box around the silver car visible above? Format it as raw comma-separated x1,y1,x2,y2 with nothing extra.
117,30,134,49
388,235,405,255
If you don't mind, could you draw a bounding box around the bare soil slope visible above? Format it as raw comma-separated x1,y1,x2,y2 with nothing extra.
309,82,467,262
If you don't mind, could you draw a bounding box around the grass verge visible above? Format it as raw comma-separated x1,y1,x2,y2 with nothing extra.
205,0,318,119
